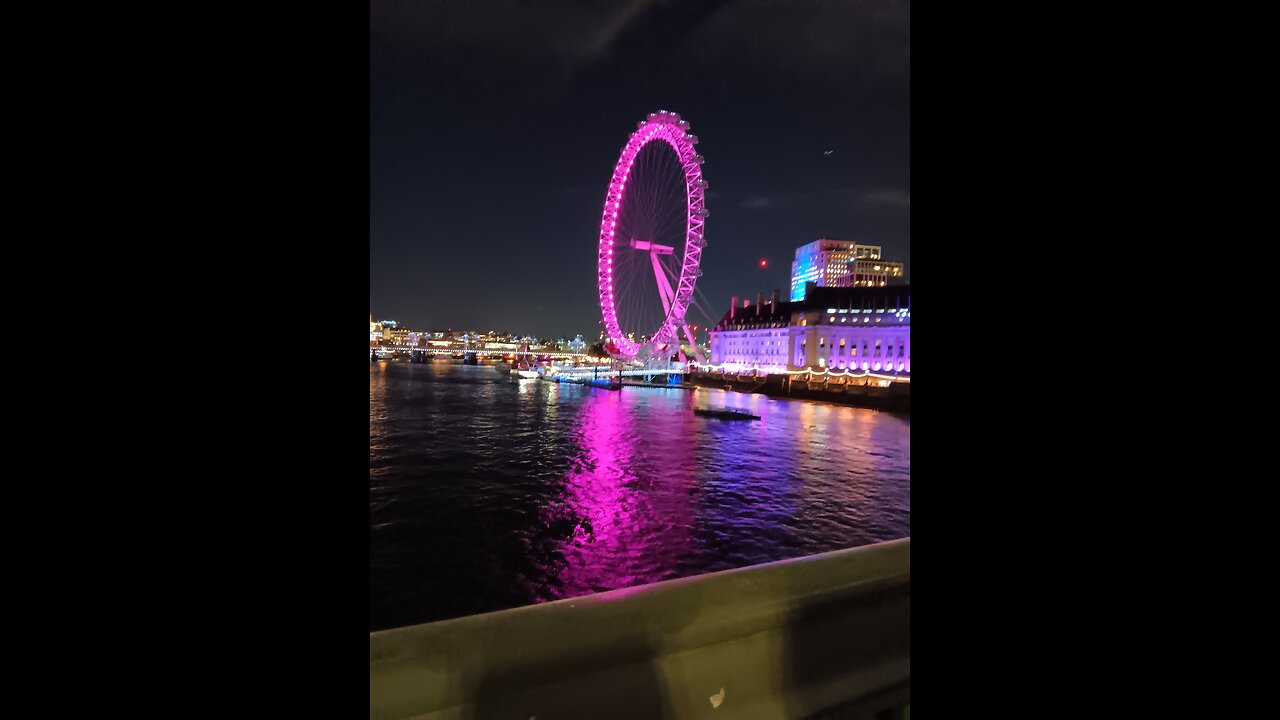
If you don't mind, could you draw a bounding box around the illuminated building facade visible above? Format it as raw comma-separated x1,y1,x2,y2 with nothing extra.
709,284,910,373
834,258,906,288
789,239,884,301
789,239,907,300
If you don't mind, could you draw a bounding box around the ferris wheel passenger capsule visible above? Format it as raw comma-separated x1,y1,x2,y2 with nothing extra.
694,155,705,164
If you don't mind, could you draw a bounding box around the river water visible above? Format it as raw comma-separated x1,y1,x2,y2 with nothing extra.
370,360,910,631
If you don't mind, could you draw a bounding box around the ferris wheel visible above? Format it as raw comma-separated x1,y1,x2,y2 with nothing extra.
596,110,708,364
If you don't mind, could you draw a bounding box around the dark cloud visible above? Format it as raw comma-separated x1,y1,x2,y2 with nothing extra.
862,189,911,208
741,192,816,210
691,0,909,85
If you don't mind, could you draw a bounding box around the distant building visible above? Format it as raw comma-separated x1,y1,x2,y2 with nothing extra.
709,284,909,373
834,258,905,288
789,239,906,300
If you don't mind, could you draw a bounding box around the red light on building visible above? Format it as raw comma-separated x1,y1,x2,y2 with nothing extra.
759,258,769,269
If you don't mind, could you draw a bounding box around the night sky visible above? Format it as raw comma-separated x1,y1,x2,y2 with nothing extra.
371,0,910,339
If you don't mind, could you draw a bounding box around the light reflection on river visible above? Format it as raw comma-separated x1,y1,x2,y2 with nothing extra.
370,360,909,631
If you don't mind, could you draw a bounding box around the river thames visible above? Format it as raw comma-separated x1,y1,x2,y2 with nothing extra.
370,360,910,632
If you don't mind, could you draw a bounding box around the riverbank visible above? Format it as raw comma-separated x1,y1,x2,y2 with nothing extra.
687,370,910,413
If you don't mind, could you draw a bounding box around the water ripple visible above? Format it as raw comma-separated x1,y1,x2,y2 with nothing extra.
370,361,910,631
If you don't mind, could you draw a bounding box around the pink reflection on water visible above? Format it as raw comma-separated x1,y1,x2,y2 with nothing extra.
539,391,696,601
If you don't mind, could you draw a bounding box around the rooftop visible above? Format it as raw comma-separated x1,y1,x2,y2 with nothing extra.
713,285,911,331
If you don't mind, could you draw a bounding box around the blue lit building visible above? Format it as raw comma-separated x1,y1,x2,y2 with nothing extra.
789,239,903,301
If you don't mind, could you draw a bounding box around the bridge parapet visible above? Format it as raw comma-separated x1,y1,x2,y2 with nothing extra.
371,537,910,719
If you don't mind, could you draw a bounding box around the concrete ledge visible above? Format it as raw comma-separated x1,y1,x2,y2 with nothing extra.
371,537,910,719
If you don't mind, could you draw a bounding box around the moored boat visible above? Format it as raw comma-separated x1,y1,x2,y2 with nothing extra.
694,407,760,421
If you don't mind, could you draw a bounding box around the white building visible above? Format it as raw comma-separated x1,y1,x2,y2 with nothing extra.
709,284,910,373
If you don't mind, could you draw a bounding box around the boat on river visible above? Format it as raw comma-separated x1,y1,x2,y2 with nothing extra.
694,407,760,421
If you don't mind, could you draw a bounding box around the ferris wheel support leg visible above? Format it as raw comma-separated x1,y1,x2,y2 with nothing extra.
651,251,675,317
681,322,705,365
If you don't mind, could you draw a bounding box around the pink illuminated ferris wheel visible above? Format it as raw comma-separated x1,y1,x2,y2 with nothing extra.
597,110,708,364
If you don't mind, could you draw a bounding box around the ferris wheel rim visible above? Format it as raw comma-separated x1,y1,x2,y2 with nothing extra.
596,111,707,359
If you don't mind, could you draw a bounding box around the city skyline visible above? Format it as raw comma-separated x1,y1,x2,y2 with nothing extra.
371,1,910,338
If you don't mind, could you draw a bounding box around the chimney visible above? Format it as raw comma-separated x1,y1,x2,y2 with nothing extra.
731,295,737,319
756,292,764,315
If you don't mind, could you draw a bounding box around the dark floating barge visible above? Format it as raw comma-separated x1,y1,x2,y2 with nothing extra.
694,407,760,421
